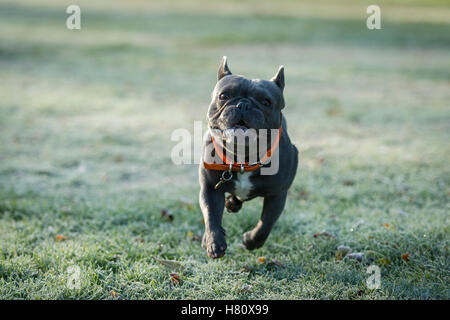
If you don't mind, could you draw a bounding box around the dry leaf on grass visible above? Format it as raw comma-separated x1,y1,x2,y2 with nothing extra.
298,190,309,199
268,259,285,268
110,290,121,300
327,106,343,117
313,231,335,239
343,179,355,186
161,208,174,221
170,272,180,285
56,234,67,242
401,253,410,262
382,223,396,230
112,155,124,163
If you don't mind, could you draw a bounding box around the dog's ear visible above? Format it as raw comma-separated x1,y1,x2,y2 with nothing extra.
218,56,232,81
271,66,285,91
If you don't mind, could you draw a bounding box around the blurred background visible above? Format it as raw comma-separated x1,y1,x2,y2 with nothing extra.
0,0,448,299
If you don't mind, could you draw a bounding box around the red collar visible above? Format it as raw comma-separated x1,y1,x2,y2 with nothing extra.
203,126,282,173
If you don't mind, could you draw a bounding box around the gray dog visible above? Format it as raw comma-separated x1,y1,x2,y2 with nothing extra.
199,57,298,258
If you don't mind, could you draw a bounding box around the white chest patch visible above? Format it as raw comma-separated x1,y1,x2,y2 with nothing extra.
233,172,254,201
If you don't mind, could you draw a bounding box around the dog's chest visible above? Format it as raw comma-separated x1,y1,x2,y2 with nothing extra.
232,172,254,201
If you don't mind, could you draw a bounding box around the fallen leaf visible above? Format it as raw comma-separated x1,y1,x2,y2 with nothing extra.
161,208,174,221
257,257,266,264
110,290,121,299
56,234,67,242
343,179,355,186
156,258,184,270
170,272,180,285
327,106,342,117
268,259,285,268
313,231,334,239
382,223,396,230
401,253,410,262
298,190,309,199
112,155,124,163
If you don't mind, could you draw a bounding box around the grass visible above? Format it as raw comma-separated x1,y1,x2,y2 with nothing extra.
0,0,449,299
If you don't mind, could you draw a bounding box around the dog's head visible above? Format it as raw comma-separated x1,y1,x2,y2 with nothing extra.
207,57,285,141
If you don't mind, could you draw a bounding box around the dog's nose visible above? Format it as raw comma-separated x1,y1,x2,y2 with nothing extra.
236,101,249,110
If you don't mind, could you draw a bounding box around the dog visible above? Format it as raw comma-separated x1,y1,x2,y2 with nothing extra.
199,57,298,258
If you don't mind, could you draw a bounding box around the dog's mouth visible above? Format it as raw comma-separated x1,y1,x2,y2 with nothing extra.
221,121,258,145
209,121,258,145
209,120,262,162
231,120,249,130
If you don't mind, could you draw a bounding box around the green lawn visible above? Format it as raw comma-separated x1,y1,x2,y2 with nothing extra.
0,0,449,299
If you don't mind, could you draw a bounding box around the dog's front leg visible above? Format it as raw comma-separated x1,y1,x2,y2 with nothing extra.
199,186,226,258
243,192,287,250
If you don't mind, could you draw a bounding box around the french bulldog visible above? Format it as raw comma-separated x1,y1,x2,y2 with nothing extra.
199,57,298,258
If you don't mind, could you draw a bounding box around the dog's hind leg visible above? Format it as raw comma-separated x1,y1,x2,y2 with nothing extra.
225,195,243,213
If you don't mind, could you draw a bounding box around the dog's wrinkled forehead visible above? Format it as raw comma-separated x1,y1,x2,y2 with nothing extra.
213,75,283,104
214,75,277,94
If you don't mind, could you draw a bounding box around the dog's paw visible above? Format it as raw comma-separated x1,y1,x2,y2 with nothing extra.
225,195,242,213
242,231,264,251
202,230,227,259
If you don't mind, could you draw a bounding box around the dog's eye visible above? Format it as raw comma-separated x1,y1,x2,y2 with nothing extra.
219,93,229,100
262,98,271,107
